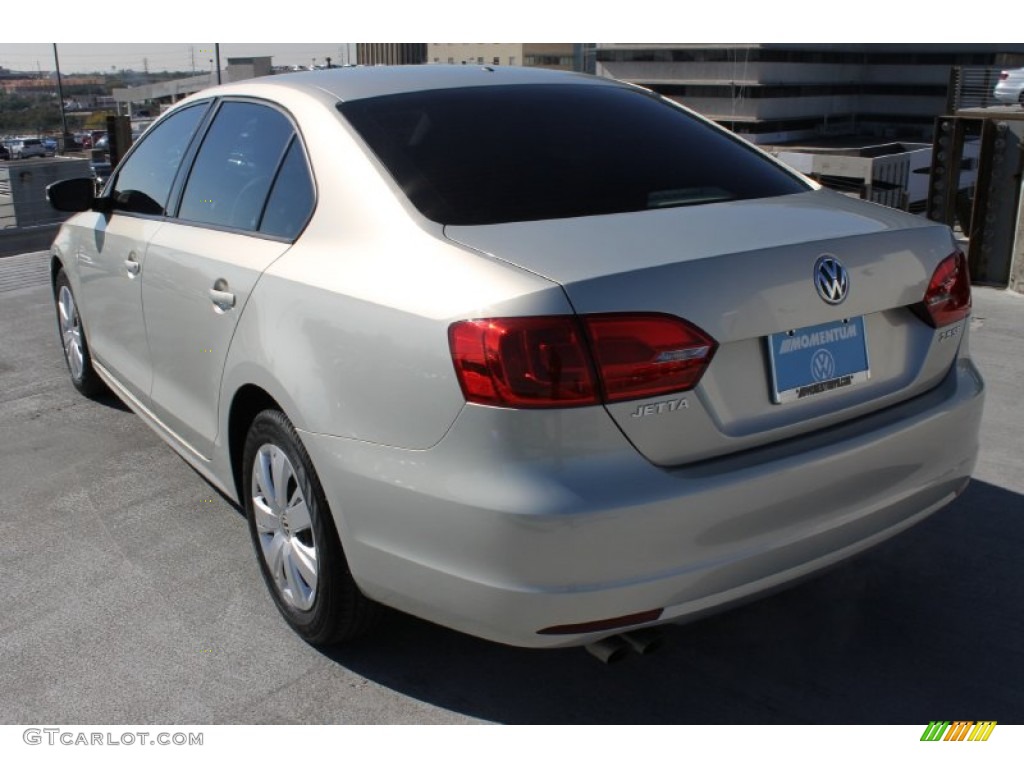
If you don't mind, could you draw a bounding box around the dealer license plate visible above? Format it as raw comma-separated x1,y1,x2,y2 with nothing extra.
767,317,870,404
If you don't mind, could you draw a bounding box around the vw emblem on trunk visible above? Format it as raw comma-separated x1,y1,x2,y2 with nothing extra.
814,255,849,305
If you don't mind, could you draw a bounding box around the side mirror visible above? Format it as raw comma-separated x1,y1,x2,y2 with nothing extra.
47,177,100,213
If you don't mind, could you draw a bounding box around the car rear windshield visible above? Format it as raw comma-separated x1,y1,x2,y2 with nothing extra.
338,83,809,226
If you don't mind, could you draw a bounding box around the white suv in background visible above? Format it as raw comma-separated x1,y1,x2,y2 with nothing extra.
7,137,47,159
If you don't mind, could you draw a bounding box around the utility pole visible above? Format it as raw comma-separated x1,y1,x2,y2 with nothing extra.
190,45,196,76
214,43,222,84
53,44,69,148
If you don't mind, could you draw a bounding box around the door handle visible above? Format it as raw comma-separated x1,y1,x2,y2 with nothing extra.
209,288,236,310
124,253,140,276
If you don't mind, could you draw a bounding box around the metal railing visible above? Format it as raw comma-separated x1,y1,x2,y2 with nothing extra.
948,67,1015,112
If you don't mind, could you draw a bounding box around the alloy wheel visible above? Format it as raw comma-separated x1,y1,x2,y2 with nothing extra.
251,444,319,611
58,285,84,381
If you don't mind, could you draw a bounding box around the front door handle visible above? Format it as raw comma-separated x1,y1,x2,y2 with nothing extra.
124,252,140,277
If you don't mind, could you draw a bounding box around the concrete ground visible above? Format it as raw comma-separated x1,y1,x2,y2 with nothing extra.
1,250,1022,724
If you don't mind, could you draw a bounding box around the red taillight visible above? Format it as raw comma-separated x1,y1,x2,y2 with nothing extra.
449,313,717,408
448,317,599,407
585,314,717,402
919,251,972,328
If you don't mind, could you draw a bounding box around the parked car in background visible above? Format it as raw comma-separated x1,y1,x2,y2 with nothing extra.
0,144,9,161
46,66,984,653
994,67,1024,105
7,137,47,159
41,137,57,156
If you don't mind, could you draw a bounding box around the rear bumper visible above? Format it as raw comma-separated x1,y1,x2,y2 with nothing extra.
301,357,983,648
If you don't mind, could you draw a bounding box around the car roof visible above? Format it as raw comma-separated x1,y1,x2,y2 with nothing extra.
185,64,626,106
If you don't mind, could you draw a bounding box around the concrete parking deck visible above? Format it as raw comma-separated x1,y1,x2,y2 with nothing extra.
1,250,1022,724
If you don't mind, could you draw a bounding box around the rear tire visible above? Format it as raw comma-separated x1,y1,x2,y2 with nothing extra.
54,269,105,397
242,409,380,645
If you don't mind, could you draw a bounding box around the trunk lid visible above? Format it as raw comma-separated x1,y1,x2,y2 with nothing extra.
445,190,964,465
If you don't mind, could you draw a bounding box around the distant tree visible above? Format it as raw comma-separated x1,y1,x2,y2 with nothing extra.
0,93,61,132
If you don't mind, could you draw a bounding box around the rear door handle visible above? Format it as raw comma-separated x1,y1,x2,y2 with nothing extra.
209,288,236,310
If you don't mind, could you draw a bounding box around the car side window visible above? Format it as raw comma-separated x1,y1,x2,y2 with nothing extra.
109,103,206,216
178,101,294,232
259,138,315,240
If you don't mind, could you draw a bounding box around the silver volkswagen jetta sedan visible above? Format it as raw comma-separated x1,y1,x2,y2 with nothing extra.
47,66,983,650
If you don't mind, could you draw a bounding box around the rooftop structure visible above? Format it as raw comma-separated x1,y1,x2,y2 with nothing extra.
427,44,585,71
111,57,273,114
356,44,427,66
596,43,1024,145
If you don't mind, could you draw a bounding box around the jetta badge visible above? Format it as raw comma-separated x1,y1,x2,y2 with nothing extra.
814,255,849,305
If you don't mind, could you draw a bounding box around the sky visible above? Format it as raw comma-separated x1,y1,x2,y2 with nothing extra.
0,44,358,75
0,1,1001,75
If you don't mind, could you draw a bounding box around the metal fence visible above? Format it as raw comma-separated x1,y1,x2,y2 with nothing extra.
948,67,1015,112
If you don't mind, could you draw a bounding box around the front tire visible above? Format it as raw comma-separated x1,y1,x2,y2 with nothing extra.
242,409,379,645
54,268,105,397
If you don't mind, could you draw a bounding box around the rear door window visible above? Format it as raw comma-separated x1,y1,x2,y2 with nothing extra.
178,101,295,232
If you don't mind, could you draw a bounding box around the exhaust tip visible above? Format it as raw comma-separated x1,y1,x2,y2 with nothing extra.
620,628,665,655
585,636,630,664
